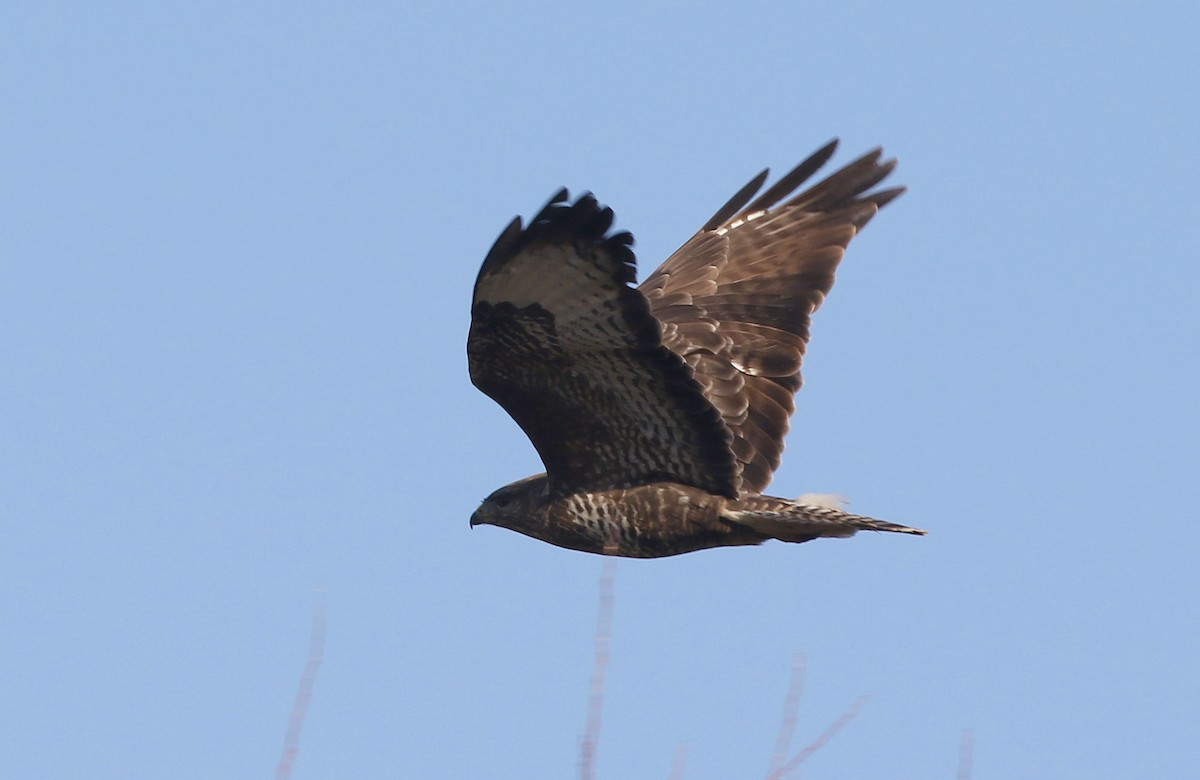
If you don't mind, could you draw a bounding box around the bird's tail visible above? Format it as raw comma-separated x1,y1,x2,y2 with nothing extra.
722,494,925,543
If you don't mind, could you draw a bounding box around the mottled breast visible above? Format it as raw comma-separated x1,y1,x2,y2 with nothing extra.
548,483,766,558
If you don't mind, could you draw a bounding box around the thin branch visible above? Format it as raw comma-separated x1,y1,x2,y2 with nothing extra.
667,741,688,780
275,594,327,780
767,652,808,777
579,541,619,780
957,728,975,780
771,695,870,779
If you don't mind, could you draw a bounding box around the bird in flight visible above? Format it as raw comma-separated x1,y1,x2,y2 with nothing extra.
468,139,925,558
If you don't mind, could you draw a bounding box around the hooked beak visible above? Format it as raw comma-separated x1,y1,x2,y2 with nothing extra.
469,508,481,528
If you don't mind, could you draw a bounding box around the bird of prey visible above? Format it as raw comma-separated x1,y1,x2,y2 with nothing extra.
468,139,924,558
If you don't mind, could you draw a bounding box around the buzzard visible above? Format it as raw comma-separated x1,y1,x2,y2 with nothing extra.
468,140,924,558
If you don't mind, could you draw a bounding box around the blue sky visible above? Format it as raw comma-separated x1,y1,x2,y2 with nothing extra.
3,2,1198,778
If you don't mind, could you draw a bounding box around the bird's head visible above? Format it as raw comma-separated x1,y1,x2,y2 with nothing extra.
471,473,551,533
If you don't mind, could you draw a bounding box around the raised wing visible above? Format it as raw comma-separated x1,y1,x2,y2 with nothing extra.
469,191,738,498
640,140,904,493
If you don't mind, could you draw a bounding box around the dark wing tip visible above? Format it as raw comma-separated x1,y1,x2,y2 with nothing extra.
866,185,906,210
539,187,571,214
477,188,639,291
528,190,630,249
479,186,571,271
481,216,524,268
699,139,903,235
740,138,841,216
702,168,771,231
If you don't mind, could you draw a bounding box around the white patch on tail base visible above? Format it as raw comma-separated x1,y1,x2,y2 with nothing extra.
795,493,848,510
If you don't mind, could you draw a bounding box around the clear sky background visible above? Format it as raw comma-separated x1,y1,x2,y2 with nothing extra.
3,3,1198,778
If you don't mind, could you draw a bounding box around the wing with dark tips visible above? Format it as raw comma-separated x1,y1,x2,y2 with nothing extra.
641,140,904,493
470,191,738,498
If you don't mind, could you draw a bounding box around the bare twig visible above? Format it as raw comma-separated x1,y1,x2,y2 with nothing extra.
957,728,975,780
667,741,688,780
579,542,619,779
275,595,327,780
767,652,808,777
770,695,869,779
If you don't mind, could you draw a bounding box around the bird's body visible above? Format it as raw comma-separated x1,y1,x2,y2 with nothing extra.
471,476,920,558
468,140,924,557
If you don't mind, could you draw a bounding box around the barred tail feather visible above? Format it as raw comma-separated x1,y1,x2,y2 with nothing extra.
724,497,926,543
